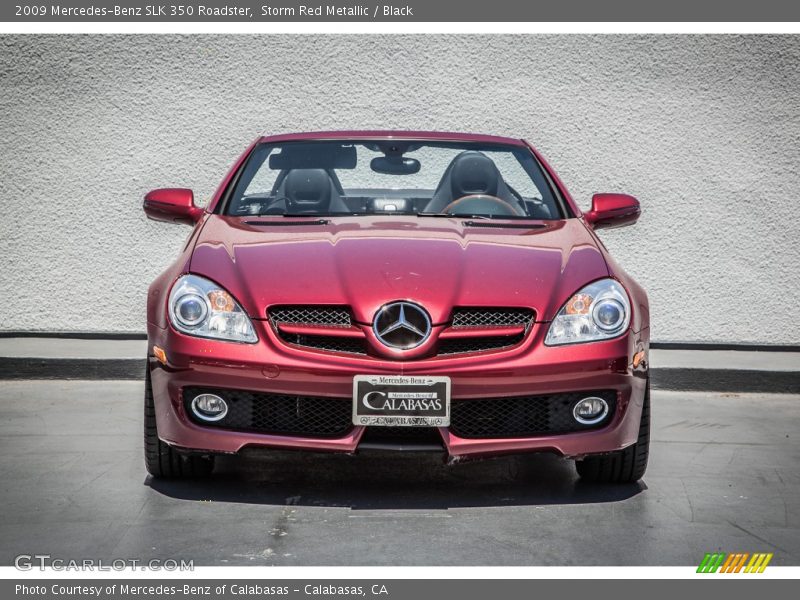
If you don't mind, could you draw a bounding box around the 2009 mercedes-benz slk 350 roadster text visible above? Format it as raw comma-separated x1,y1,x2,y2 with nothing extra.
143,131,650,483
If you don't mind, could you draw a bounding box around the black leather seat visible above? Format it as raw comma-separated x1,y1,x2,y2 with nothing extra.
277,169,349,214
423,151,520,214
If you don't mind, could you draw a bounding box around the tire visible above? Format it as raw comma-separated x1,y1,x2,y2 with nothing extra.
144,363,214,478
576,380,650,484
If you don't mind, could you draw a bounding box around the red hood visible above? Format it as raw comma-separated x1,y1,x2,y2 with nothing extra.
189,216,609,323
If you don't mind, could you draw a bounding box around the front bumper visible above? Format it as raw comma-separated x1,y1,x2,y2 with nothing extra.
148,319,649,460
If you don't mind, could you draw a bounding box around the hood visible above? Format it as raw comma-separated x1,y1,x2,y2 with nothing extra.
189,216,609,324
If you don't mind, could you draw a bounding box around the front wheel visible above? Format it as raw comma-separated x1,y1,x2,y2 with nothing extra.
576,380,650,484
144,363,214,478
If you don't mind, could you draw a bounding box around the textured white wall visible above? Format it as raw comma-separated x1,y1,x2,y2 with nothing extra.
1,35,798,344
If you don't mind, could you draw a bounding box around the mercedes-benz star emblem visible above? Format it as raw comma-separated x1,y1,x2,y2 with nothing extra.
373,302,432,350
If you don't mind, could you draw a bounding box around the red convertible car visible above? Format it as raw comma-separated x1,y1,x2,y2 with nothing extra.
143,131,650,483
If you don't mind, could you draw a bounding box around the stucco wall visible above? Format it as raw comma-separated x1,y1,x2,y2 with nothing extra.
1,35,798,344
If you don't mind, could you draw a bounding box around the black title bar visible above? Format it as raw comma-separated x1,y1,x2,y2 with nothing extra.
5,0,800,22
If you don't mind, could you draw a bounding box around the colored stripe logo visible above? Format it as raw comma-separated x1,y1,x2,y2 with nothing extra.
697,552,773,573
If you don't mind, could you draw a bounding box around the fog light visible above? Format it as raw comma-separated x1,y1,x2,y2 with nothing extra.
190,393,228,422
573,396,609,425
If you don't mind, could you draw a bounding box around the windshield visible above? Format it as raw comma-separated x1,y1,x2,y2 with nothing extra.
223,140,565,219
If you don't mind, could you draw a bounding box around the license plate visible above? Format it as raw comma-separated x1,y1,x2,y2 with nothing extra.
352,375,451,427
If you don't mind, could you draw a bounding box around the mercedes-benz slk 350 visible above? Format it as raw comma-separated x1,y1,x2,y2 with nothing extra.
143,131,650,483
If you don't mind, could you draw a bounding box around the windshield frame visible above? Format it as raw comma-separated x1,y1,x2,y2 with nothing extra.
215,139,573,220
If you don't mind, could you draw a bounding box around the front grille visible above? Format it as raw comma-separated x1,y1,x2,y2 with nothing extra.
450,307,534,328
184,387,352,438
269,305,352,327
268,305,536,358
450,391,617,438
360,426,444,446
437,333,525,355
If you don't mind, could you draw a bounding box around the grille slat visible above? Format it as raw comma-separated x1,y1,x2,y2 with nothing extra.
441,308,535,354
280,333,368,355
449,391,617,438
450,308,534,328
269,305,367,354
184,387,353,438
438,333,525,356
269,306,351,327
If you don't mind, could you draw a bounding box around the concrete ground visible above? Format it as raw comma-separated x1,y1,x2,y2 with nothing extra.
0,381,798,566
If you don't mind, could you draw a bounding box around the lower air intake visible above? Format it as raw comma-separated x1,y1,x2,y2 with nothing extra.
450,391,617,438
183,387,353,438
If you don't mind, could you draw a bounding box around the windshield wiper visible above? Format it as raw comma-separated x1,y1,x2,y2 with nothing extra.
246,218,329,226
280,212,365,217
416,212,492,220
462,220,546,229
416,212,545,221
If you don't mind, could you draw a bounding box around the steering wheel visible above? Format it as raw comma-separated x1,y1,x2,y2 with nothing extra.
255,196,291,215
442,194,524,217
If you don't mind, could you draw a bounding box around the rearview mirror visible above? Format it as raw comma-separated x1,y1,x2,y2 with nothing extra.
370,156,421,175
143,188,204,225
584,193,640,230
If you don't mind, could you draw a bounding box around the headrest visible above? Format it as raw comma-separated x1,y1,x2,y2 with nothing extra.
283,169,332,212
450,152,500,198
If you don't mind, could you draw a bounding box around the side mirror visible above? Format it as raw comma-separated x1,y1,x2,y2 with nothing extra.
584,193,640,230
143,188,204,225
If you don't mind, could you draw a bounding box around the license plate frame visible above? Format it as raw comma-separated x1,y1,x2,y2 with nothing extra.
352,375,451,427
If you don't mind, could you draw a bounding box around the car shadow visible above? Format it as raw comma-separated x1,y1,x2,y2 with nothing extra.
146,450,646,509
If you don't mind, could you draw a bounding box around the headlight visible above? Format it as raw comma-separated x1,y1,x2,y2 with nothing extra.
545,279,631,346
168,274,257,343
